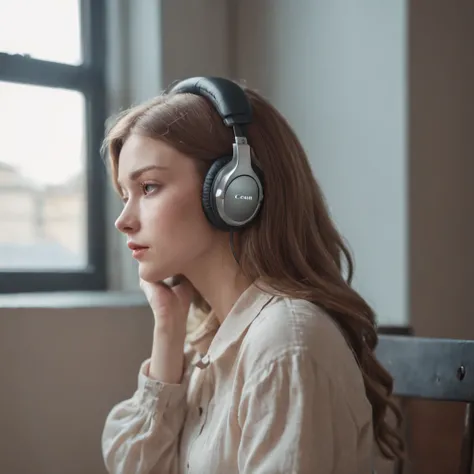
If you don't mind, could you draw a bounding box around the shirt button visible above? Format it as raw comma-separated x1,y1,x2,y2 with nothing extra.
196,354,210,369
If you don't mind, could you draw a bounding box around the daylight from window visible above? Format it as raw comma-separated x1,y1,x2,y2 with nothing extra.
0,1,87,269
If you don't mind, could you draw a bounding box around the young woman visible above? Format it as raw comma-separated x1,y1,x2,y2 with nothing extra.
101,77,403,473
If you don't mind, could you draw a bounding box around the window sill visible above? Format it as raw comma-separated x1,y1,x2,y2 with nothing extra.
0,291,147,309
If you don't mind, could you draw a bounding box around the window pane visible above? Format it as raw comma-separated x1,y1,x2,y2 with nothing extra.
0,82,87,270
0,1,82,65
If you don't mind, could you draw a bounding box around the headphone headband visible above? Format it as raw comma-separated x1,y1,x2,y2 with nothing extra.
168,77,252,128
167,76,263,231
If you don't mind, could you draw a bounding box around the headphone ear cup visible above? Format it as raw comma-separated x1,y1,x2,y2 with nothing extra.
202,156,232,230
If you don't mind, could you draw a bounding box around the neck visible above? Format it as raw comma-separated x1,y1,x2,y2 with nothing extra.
184,239,252,324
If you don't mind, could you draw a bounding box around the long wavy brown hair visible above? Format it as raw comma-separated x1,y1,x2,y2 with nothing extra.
103,79,404,460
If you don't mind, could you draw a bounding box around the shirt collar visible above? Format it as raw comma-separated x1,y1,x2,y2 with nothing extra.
190,280,275,368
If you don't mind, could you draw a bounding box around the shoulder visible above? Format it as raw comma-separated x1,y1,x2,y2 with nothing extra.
238,293,367,399
233,289,373,437
243,295,352,367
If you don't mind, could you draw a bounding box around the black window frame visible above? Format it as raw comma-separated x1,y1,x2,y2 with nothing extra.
0,0,107,293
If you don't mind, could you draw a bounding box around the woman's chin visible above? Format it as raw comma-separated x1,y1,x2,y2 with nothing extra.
138,264,169,284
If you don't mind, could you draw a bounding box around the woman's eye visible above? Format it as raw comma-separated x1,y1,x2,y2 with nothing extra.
142,183,159,194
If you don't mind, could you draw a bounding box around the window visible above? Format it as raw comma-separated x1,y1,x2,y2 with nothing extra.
0,0,107,293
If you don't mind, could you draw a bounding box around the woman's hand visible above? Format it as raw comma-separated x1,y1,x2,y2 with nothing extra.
140,275,194,334
140,275,194,383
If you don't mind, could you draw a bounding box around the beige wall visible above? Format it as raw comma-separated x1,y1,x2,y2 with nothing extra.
0,302,153,474
409,0,474,340
407,2,474,473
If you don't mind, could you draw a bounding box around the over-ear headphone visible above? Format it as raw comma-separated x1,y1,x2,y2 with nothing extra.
168,77,264,232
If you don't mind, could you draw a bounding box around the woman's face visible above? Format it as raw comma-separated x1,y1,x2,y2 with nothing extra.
115,134,218,283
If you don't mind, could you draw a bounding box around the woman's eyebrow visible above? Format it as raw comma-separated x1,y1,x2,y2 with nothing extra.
117,165,169,187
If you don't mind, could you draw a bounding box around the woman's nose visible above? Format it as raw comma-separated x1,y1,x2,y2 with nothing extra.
115,204,139,234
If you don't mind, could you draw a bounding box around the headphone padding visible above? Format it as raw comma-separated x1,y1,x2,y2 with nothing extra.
202,156,232,231
168,77,251,127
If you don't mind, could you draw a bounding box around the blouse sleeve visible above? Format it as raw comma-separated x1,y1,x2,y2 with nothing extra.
237,350,360,474
101,359,189,474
